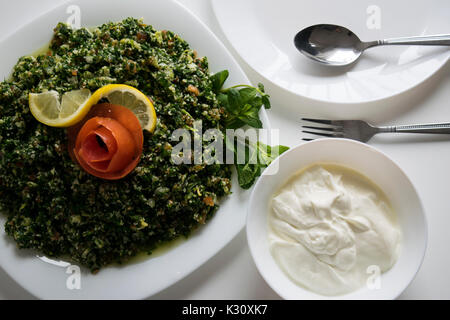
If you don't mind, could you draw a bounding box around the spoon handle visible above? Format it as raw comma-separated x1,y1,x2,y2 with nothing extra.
379,34,450,46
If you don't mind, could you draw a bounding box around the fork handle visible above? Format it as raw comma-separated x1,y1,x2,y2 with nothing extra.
380,123,450,134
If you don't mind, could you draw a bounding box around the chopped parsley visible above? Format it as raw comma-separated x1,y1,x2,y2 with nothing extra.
0,18,232,272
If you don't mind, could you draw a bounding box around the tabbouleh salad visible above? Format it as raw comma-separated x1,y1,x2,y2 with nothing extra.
0,18,283,272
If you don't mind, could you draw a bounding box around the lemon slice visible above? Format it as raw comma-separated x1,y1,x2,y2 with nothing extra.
29,85,157,132
92,84,157,132
29,89,92,127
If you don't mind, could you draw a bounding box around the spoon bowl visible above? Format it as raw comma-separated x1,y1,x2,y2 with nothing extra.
294,24,363,66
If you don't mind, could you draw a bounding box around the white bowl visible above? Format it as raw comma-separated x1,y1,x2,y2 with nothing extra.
247,138,427,299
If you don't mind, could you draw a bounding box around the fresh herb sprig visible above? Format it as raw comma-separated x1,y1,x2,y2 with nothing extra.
212,70,271,129
212,70,288,189
231,139,289,189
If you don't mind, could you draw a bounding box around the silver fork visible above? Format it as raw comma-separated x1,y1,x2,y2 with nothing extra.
301,118,450,142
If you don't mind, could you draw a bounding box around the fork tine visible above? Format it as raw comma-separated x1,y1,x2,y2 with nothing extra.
302,130,344,138
301,118,333,125
302,125,339,132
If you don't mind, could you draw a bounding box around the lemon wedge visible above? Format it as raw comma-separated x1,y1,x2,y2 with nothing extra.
29,84,157,132
92,84,157,132
29,89,92,127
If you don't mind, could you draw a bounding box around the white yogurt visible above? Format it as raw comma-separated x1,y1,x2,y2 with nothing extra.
269,164,401,296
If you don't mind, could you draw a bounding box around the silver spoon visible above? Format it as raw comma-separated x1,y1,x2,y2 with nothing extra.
294,24,450,66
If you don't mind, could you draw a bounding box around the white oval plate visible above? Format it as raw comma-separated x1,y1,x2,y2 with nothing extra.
212,0,450,104
0,0,269,299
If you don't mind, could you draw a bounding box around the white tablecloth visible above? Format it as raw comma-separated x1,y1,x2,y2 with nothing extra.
1,0,449,299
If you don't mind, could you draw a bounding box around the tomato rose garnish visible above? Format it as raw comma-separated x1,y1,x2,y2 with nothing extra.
67,103,144,180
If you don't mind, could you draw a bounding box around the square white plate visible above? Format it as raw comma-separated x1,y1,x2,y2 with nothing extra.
0,0,269,299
